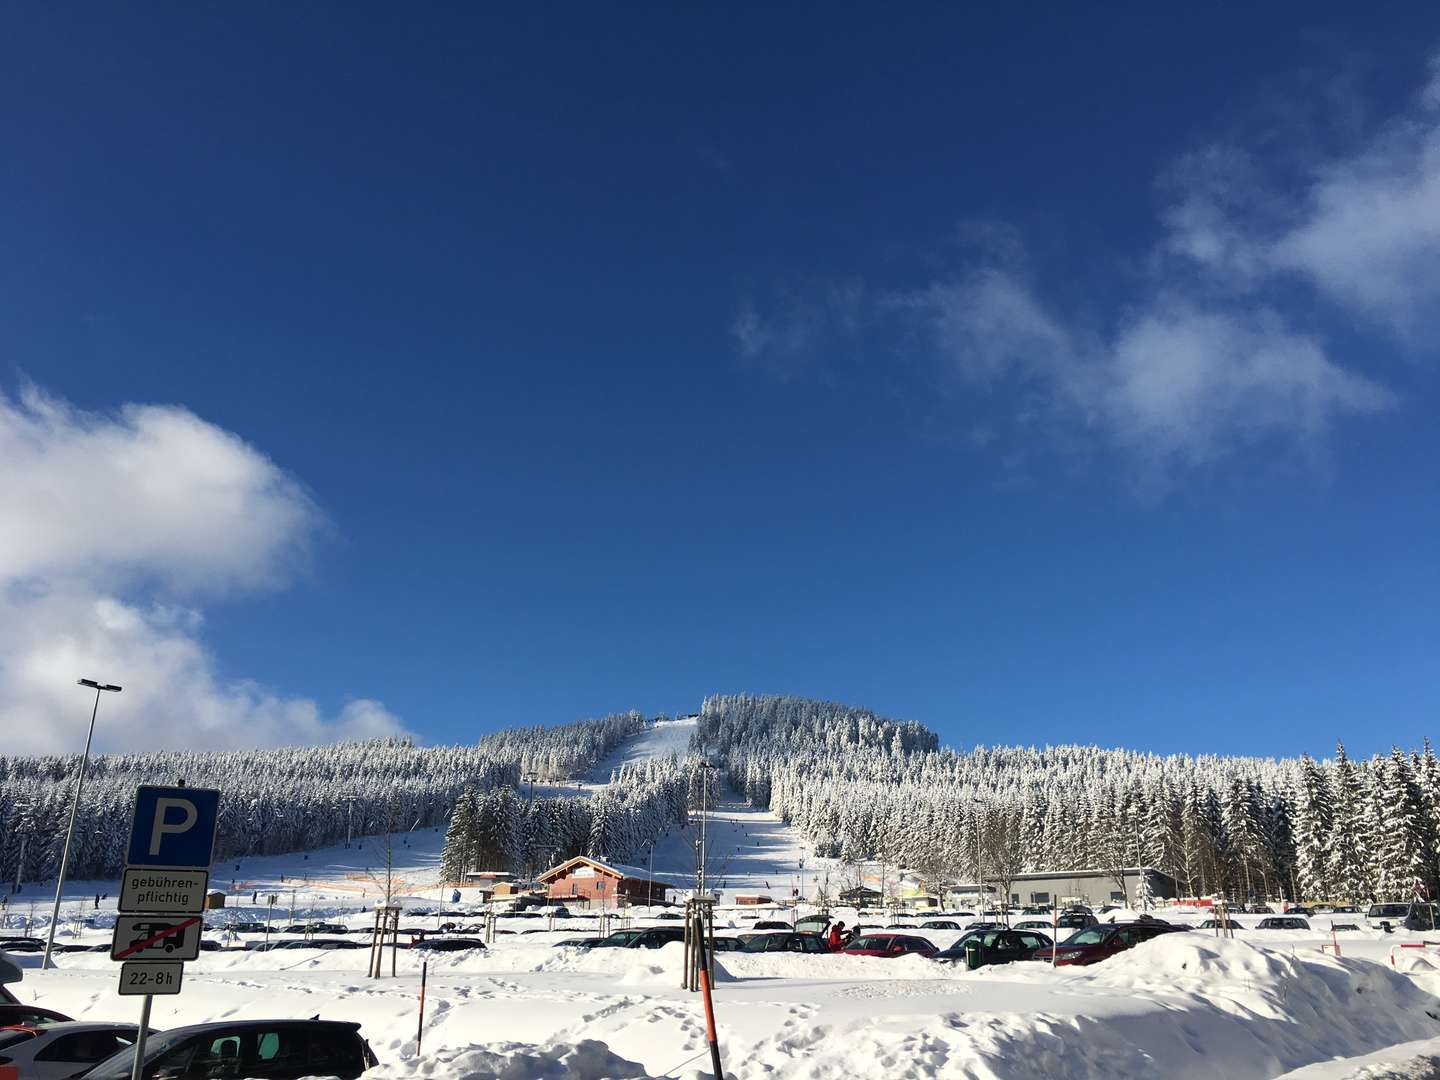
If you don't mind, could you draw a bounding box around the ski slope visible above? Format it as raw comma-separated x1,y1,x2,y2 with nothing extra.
583,716,698,781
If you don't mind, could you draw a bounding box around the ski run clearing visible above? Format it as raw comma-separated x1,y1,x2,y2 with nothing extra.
9,718,1440,1079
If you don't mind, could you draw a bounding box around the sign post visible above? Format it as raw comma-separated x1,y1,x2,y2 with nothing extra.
115,784,220,1080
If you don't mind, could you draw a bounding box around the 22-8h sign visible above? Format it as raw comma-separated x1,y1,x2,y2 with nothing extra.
126,786,221,870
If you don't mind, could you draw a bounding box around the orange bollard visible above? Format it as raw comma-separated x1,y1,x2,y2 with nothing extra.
695,935,725,1080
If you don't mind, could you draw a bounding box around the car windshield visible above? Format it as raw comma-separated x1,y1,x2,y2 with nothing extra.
1368,905,1410,918
83,1031,193,1080
846,933,892,950
740,934,783,952
1062,927,1108,947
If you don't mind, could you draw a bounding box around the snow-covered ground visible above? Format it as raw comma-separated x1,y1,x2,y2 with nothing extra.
9,718,1440,1077
12,929,1440,1079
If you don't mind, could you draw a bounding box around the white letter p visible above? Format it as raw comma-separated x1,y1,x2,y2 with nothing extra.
150,798,197,856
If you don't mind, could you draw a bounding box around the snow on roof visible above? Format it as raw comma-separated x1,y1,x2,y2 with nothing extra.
536,855,661,883
1011,867,1168,880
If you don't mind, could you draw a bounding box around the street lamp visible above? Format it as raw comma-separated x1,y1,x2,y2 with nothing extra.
696,763,718,895
43,678,121,969
11,801,31,896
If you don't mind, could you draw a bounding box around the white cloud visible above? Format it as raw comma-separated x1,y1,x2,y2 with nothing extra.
736,56,1440,471
0,386,407,754
904,272,1393,466
1168,55,1440,338
1101,302,1395,461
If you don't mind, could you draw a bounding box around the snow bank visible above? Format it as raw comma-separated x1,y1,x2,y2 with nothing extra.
366,1040,653,1080
730,937,1440,1080
714,951,958,982
1276,1035,1440,1078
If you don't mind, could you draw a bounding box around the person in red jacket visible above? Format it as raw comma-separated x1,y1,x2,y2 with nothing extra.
826,920,847,951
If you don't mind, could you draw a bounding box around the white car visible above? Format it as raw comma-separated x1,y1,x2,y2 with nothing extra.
0,1022,150,1080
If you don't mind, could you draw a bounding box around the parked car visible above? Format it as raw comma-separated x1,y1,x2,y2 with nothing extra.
589,929,646,949
0,1004,75,1027
411,937,486,952
1048,921,1188,966
919,920,961,931
0,938,44,953
1196,919,1245,930
1256,917,1310,930
962,921,1005,932
1365,903,1410,930
1014,920,1053,930
626,928,685,949
750,921,791,931
738,932,829,954
1056,912,1098,930
82,1020,378,1080
0,1023,154,1080
708,937,745,952
935,928,1052,966
222,922,269,934
842,933,938,958
553,937,604,949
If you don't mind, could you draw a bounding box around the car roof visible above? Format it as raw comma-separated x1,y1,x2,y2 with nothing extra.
27,1022,142,1034
155,1020,361,1038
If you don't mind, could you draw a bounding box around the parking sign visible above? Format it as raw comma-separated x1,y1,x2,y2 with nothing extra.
126,786,220,870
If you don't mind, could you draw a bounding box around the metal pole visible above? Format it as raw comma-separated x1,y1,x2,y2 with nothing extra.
128,994,153,1080
44,686,103,969
14,821,27,896
699,771,707,895
416,961,428,1053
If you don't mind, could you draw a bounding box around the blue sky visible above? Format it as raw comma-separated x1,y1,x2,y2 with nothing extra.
2,3,1438,759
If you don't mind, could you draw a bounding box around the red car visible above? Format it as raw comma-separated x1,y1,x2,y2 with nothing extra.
1048,921,1187,966
843,933,937,958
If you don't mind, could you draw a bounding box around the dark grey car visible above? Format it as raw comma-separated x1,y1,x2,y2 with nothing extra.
81,1020,377,1080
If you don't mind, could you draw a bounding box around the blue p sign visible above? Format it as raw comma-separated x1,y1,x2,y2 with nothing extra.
127,786,221,870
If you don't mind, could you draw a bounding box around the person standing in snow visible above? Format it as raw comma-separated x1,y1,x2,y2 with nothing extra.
827,920,846,951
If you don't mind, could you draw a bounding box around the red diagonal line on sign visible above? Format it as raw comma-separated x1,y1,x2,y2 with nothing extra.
115,916,200,960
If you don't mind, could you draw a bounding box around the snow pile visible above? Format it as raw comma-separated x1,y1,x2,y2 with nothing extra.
733,937,1440,1080
1277,1036,1440,1078
714,951,957,982
366,1040,653,1080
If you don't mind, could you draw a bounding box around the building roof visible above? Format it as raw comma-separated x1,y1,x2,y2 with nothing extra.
1011,867,1169,881
536,854,661,884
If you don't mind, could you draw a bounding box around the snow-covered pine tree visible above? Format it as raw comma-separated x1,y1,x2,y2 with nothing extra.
1376,748,1427,900
1327,743,1369,902
440,789,475,882
1291,756,1331,901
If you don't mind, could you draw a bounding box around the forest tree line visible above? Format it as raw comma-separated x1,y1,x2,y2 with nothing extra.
0,712,650,883
702,695,1440,904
